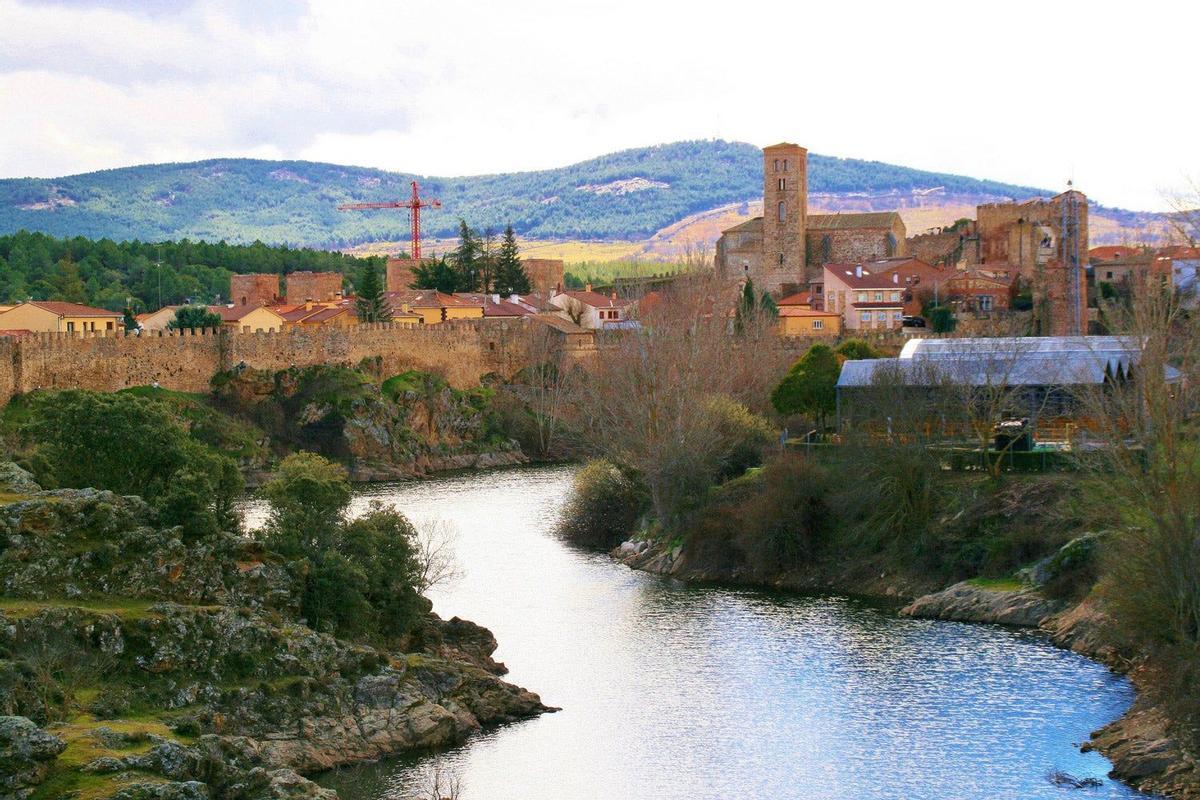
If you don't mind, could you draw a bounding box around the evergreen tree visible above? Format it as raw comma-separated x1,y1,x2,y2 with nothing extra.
354,261,392,322
410,255,460,293
168,305,222,330
494,225,532,297
122,306,138,333
450,219,482,292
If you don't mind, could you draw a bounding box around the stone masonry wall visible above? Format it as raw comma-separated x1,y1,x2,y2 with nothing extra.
0,320,528,405
285,271,344,303
230,274,280,306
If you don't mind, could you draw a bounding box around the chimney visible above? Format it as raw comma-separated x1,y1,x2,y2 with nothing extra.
893,273,899,284
492,293,501,304
855,265,862,278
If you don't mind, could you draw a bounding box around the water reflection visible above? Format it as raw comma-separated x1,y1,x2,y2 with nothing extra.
241,466,1143,800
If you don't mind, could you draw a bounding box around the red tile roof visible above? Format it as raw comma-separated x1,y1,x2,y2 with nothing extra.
560,290,631,309
24,301,122,318
777,291,812,307
823,264,900,289
208,304,283,323
484,298,535,317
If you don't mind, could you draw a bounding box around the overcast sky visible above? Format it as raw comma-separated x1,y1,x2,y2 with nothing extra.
1,0,1195,211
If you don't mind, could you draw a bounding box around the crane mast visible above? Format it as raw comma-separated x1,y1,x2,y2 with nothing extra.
337,181,442,260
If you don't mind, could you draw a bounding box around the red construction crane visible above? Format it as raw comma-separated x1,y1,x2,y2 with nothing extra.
337,180,442,260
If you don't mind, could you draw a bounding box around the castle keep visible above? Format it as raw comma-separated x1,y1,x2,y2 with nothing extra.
715,142,907,293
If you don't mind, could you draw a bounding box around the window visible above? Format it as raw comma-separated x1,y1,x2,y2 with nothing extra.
1106,271,1114,280
778,178,786,191
857,292,867,303
860,311,871,323
813,319,824,330
821,235,832,263
979,295,994,311
891,291,901,301
773,159,780,172
892,311,903,321
106,321,114,330
874,292,883,301
783,159,789,172
886,232,898,257
778,253,785,266
778,201,786,222
66,321,75,332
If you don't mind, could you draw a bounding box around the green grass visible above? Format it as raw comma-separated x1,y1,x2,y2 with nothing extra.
0,598,162,620
966,576,1025,592
33,715,182,800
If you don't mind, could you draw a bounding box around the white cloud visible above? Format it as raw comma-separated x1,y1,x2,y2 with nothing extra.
0,0,1197,210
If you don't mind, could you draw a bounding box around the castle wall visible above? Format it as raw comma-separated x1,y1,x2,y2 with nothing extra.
230,274,280,306
520,258,565,298
285,271,344,303
0,320,531,405
386,258,420,292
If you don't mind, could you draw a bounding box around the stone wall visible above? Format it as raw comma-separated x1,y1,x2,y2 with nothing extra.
521,258,565,298
386,258,420,292
805,228,901,266
0,320,530,405
285,271,344,303
907,230,966,265
230,274,280,306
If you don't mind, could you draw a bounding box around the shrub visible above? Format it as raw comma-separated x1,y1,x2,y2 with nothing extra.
835,339,882,361
705,396,775,482
733,455,831,573
557,459,649,549
770,344,840,425
263,452,351,557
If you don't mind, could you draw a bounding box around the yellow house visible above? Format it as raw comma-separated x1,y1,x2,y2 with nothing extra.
209,304,286,333
135,305,182,331
778,307,841,337
0,301,124,333
385,291,484,324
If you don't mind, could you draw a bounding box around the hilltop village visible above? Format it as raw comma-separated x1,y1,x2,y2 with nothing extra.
2,139,1200,800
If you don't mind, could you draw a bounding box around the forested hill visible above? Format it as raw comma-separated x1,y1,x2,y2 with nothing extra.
0,141,1061,248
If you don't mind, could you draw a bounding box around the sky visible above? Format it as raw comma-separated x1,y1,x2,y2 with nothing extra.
0,0,1195,212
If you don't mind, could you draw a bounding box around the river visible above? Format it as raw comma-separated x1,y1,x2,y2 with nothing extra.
242,464,1143,800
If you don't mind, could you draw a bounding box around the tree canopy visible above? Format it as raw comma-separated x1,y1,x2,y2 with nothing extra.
770,344,841,424
168,305,222,330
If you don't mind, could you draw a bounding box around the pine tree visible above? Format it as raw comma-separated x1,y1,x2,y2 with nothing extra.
451,220,482,292
355,261,393,323
494,225,532,297
410,256,459,293
122,306,138,333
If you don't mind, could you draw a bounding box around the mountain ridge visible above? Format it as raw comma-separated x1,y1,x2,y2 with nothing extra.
0,140,1160,248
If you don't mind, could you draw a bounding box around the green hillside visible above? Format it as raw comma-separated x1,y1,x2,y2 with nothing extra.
0,140,1060,247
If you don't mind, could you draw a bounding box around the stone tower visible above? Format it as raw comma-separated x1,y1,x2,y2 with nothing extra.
760,142,807,292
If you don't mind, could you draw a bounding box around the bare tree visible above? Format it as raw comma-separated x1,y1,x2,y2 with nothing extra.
414,517,463,592
573,270,784,528
514,318,583,457
409,765,463,800
561,296,586,326
1076,276,1200,658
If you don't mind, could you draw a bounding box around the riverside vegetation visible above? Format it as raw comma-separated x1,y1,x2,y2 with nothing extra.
554,273,1200,798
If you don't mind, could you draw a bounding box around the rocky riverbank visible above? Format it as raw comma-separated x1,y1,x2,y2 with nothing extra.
0,472,551,799
615,536,1200,799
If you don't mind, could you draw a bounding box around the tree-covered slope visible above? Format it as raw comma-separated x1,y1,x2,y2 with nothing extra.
0,141,1057,247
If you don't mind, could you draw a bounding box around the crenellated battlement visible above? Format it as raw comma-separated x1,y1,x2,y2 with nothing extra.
0,318,526,404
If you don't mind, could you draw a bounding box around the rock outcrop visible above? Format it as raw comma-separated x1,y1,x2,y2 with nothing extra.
0,715,65,798
899,581,1066,627
0,482,550,799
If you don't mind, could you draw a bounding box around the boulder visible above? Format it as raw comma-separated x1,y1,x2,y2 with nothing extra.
0,715,66,796
900,581,1065,627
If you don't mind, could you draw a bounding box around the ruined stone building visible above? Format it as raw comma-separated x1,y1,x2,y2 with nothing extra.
715,142,908,294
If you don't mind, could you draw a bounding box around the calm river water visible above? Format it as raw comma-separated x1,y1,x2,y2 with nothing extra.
242,465,1144,800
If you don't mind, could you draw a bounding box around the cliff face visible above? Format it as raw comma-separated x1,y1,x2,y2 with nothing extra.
0,481,549,799
213,365,525,482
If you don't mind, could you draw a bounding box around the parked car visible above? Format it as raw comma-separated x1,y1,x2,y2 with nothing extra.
901,315,926,328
